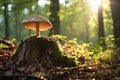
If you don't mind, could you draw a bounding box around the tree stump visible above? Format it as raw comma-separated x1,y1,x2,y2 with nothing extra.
11,36,76,67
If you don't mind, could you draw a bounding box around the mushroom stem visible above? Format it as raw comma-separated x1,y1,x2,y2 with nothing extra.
36,22,40,36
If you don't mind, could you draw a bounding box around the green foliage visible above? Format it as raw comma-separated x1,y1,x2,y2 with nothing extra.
104,35,114,47
89,42,104,56
0,43,8,49
88,35,115,64
68,38,77,44
52,34,67,40
89,35,114,56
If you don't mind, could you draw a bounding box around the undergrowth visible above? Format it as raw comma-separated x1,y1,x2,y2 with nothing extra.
52,34,116,66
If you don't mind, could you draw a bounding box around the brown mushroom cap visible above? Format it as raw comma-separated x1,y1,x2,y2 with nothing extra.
22,15,52,31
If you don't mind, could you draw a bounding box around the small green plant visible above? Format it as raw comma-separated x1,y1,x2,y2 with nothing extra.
89,35,115,65
0,43,8,49
89,42,104,57
104,35,114,48
89,35,114,56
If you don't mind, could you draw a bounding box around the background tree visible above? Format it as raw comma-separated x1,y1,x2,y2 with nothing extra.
98,0,105,39
98,0,106,46
14,2,20,41
3,0,9,38
110,0,120,47
50,0,60,35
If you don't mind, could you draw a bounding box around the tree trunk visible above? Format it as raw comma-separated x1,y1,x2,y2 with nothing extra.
14,7,19,41
110,0,120,47
50,0,60,35
98,1,106,46
3,0,9,38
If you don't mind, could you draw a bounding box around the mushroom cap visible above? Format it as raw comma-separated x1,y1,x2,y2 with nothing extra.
22,15,52,31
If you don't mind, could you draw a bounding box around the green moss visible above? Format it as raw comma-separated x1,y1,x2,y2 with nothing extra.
49,40,77,66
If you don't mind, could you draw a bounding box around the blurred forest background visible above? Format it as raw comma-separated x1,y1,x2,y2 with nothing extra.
0,0,114,43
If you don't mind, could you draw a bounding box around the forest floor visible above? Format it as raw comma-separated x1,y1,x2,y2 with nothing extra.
0,59,120,80
0,37,120,80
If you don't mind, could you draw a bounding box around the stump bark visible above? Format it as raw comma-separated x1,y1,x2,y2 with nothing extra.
11,36,76,67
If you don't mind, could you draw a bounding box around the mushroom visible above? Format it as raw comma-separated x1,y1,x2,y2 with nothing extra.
22,15,52,36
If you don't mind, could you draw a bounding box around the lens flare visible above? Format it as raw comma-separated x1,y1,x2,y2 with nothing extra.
88,0,101,11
